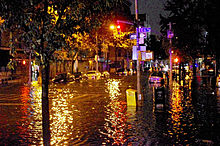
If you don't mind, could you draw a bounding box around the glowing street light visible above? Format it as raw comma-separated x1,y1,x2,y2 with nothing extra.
22,60,26,65
110,25,115,30
174,57,179,63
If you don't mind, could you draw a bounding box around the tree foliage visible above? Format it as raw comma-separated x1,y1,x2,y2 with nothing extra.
160,0,218,62
0,1,130,144
0,0,128,63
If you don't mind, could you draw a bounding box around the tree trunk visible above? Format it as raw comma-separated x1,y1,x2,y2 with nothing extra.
41,61,51,146
56,61,58,74
179,62,181,84
107,46,110,72
63,60,65,73
71,59,75,74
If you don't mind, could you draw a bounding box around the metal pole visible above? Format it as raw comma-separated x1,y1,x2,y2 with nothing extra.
168,22,173,89
28,51,32,85
96,32,98,72
135,0,142,104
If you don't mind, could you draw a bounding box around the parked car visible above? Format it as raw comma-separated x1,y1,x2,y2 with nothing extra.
149,71,165,84
52,73,68,83
101,71,110,78
71,72,82,81
116,68,131,76
83,70,102,79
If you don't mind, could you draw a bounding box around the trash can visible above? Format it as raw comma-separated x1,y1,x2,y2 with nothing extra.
126,89,137,106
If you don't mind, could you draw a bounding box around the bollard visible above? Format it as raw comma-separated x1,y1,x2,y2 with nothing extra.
126,89,137,106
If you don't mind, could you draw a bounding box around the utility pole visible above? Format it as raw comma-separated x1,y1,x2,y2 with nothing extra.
28,51,32,85
95,32,99,72
135,0,142,104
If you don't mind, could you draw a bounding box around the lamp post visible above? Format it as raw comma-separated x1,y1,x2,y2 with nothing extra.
28,51,32,85
95,32,99,72
110,25,117,72
168,22,174,89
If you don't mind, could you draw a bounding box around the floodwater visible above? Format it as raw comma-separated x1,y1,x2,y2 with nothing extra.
0,73,219,145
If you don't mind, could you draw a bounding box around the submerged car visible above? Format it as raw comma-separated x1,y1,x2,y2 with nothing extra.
149,71,165,84
52,73,68,83
101,71,110,78
71,72,82,81
116,68,132,76
52,72,83,83
116,68,125,76
83,70,102,79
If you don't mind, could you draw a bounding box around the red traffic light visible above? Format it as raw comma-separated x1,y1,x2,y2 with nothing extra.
22,60,26,65
174,57,179,63
116,25,121,31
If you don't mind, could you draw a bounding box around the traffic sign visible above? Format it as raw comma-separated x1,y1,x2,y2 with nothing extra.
137,27,151,33
132,46,146,60
130,33,136,39
167,30,174,39
130,32,146,40
139,37,144,44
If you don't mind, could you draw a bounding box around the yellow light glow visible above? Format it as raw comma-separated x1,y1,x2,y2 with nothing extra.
0,17,4,25
110,25,115,30
102,79,127,145
174,58,179,63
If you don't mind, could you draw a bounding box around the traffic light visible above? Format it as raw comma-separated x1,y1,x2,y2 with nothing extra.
110,25,115,30
22,60,26,65
174,57,179,63
116,24,121,31
116,24,121,34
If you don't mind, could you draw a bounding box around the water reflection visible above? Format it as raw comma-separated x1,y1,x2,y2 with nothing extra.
101,79,127,145
49,86,74,145
167,81,196,145
0,81,43,145
1,75,219,145
29,81,43,145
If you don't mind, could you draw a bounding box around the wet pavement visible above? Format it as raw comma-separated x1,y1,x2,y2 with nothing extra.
0,72,219,145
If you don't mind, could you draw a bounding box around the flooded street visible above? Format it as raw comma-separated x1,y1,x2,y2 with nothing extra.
0,73,219,145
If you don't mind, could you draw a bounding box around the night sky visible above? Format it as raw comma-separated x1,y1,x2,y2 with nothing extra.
129,0,167,35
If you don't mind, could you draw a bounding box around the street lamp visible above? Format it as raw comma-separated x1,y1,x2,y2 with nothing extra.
110,24,115,30
168,22,174,88
109,25,118,72
174,57,179,63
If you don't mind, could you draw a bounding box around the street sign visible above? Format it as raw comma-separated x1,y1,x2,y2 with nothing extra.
130,33,146,40
167,30,174,39
132,46,146,60
130,33,136,39
137,27,151,33
145,51,153,61
140,33,146,38
139,37,144,44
